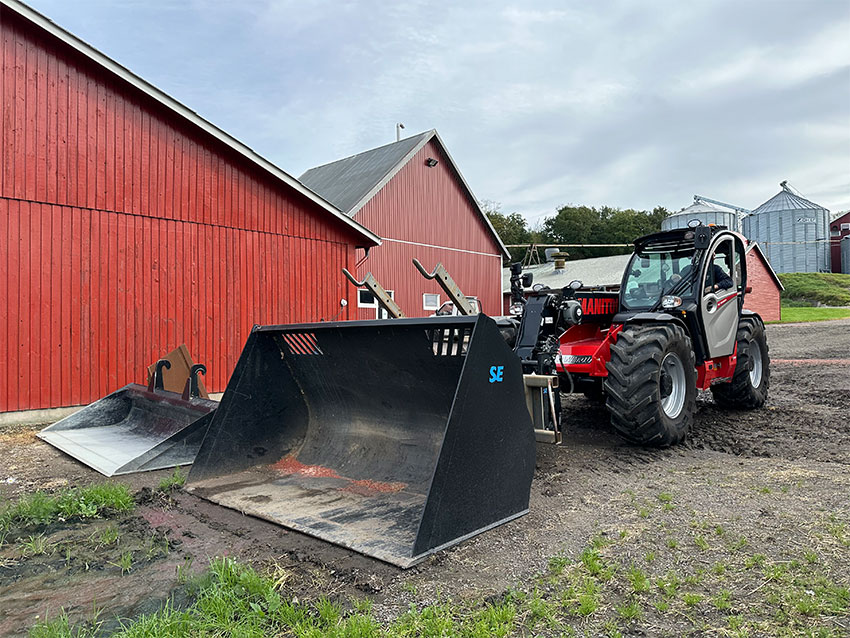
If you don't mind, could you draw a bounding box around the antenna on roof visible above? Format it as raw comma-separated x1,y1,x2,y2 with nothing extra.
780,180,803,197
396,123,405,142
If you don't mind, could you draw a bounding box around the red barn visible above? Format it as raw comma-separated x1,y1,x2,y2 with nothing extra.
300,131,508,319
829,211,850,273
0,0,379,413
744,243,783,322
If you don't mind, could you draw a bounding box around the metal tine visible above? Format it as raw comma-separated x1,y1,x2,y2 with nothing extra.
449,327,459,355
441,328,450,356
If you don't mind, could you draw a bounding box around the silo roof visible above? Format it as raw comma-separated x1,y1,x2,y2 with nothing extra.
673,201,727,216
752,187,827,215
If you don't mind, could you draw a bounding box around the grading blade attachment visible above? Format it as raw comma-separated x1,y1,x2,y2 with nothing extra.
39,363,217,476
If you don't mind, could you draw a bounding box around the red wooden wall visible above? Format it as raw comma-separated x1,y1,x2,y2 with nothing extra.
353,140,503,318
829,211,850,273
0,10,359,411
743,249,781,323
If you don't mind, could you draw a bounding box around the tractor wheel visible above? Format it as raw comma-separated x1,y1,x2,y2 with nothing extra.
710,317,770,409
604,324,696,446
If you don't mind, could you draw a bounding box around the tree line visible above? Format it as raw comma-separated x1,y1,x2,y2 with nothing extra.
483,201,670,263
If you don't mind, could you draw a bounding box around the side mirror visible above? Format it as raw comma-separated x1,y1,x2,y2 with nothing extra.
522,273,534,287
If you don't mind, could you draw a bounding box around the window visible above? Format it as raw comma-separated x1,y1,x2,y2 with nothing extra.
358,288,394,318
842,223,850,231
423,293,440,310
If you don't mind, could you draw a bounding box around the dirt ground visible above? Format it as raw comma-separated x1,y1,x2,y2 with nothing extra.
1,319,848,636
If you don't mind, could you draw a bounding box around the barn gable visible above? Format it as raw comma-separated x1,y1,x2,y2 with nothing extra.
300,130,509,259
300,131,506,317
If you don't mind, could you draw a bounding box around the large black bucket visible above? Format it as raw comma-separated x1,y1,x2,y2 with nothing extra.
187,315,535,568
38,385,217,476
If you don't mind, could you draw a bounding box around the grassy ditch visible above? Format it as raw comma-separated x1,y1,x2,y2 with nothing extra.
778,273,850,307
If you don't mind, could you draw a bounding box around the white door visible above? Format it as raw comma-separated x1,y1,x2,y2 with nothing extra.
699,238,739,358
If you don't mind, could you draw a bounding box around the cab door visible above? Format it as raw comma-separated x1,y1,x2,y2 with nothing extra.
699,236,740,358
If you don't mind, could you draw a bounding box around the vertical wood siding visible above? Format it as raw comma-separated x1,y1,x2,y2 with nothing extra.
0,11,356,411
355,242,501,319
354,139,503,318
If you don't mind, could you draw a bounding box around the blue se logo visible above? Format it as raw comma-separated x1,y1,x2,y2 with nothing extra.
489,365,504,383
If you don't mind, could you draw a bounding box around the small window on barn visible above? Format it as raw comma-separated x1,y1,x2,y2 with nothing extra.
358,290,376,307
832,226,840,236
842,223,850,231
423,293,440,310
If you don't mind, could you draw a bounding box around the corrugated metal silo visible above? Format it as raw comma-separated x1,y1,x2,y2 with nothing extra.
842,236,850,274
662,201,740,232
742,182,830,273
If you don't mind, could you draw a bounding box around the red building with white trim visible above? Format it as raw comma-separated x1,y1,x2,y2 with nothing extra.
0,0,379,412
829,211,850,273
743,243,783,322
300,131,508,319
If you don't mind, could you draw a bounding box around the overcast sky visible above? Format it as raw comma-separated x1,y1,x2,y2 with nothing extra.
28,0,850,224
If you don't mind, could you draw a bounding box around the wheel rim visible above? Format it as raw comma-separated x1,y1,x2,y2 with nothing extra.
749,341,763,388
660,352,687,419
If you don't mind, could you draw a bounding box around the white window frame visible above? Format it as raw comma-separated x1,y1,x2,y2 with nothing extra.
358,289,377,308
423,293,441,311
842,223,850,231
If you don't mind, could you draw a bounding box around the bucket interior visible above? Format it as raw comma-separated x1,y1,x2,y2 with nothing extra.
38,384,217,476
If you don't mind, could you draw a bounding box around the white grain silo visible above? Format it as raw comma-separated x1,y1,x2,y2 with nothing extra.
742,182,830,273
662,199,740,232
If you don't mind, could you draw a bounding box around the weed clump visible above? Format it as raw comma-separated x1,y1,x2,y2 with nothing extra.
0,483,134,532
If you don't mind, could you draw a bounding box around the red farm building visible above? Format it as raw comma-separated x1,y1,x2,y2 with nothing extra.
300,131,509,319
0,0,380,414
743,243,783,322
829,211,850,273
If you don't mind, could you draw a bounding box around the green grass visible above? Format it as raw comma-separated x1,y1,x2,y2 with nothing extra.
778,272,850,306
26,525,850,638
0,483,134,534
157,467,187,492
774,306,850,323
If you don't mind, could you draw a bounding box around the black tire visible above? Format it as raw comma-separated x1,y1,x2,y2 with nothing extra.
604,323,696,446
710,317,770,408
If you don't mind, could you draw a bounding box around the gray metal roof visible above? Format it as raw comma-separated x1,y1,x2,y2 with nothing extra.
1,0,380,248
299,131,432,215
502,254,632,293
300,130,510,258
751,183,827,215
672,201,727,216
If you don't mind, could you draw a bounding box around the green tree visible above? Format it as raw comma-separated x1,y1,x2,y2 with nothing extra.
481,200,534,263
542,204,670,259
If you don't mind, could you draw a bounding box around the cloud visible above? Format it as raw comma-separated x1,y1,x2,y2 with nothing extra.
27,0,850,216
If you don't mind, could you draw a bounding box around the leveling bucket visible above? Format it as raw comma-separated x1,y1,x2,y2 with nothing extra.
38,364,217,476
187,315,535,568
